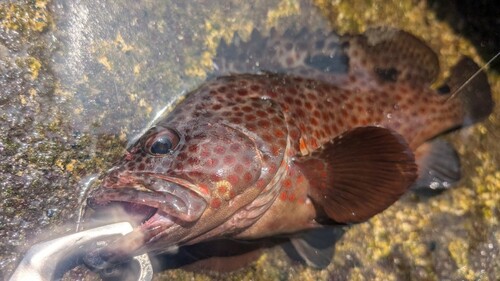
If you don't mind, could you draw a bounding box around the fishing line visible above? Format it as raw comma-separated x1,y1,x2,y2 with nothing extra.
447,51,500,102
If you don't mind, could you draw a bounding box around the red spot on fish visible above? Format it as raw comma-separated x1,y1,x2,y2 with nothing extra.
243,172,253,183
218,86,227,93
280,191,288,201
245,114,256,122
345,102,354,111
341,108,348,118
210,174,223,182
304,101,312,110
237,89,248,96
243,154,254,165
217,184,227,195
309,138,318,148
306,93,317,101
271,116,283,125
262,133,273,142
283,179,292,189
235,164,244,174
256,179,266,190
267,90,278,98
296,108,305,117
224,155,236,165
271,145,280,156
230,143,241,153
199,183,210,195
274,129,285,138
188,157,199,165
288,193,296,202
242,106,252,112
250,84,260,92
269,163,278,174
297,174,305,184
205,158,218,168
214,146,225,155
228,174,239,185
211,198,221,209
230,117,242,124
257,120,271,129
256,110,267,118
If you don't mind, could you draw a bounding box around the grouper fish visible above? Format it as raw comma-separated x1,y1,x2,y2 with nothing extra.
86,27,493,270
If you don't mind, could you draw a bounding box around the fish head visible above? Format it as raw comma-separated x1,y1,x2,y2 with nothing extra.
86,118,264,255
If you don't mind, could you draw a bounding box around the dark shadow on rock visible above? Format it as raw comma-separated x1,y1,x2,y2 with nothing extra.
427,0,500,72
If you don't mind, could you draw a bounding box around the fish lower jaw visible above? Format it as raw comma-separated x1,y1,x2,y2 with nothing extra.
87,199,159,227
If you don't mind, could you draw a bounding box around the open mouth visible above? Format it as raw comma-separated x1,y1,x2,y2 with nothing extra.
87,200,158,226
87,181,208,226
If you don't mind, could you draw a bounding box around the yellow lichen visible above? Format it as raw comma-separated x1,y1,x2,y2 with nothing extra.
27,56,42,80
448,238,481,280
98,56,113,71
0,1,50,33
115,32,134,52
138,98,153,116
133,64,141,75
19,95,27,105
266,0,301,27
65,159,77,172
184,13,253,78
55,159,64,170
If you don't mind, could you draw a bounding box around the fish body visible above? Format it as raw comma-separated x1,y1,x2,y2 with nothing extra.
86,28,493,267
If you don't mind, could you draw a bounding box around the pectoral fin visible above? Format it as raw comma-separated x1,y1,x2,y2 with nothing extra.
295,126,417,224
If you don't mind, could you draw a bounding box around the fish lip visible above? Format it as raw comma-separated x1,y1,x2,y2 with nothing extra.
135,172,211,201
88,180,208,224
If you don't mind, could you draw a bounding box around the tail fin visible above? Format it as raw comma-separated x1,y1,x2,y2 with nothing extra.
445,57,494,126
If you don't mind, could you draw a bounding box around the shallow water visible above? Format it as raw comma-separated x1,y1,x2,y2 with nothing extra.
0,0,498,280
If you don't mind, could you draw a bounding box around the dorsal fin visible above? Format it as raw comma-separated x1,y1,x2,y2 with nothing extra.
211,27,440,88
347,27,440,85
210,28,350,83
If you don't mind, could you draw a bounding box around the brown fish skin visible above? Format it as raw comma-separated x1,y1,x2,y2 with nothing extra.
86,28,492,263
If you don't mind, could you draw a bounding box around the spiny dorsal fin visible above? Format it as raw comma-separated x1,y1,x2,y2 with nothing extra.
295,126,417,224
211,28,349,84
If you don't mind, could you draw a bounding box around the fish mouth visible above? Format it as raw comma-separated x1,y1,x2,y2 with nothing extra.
87,180,208,227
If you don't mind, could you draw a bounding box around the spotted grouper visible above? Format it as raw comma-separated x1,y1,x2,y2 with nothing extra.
86,27,493,269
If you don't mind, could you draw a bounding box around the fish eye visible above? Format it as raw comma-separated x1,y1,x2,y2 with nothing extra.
145,128,180,155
